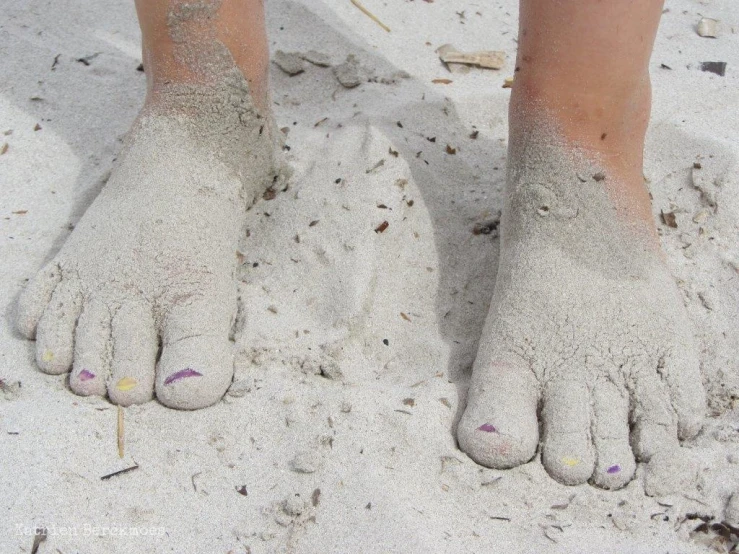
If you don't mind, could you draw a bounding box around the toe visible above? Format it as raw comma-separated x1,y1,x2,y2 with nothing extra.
155,294,235,410
541,378,595,486
35,277,82,374
662,344,705,440
107,301,158,406
629,363,679,462
70,298,111,397
17,262,62,339
590,378,635,489
458,356,539,468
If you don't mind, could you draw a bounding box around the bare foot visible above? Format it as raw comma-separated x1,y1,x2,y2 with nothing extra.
457,129,705,489
16,71,280,409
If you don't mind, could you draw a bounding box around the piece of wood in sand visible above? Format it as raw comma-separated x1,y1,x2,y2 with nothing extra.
100,464,139,480
350,0,390,33
438,44,505,70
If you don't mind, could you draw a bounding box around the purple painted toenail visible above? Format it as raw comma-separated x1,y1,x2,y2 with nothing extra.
477,423,497,433
78,369,95,381
607,464,621,474
164,368,203,385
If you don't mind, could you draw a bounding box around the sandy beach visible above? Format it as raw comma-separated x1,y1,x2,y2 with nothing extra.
1,0,739,552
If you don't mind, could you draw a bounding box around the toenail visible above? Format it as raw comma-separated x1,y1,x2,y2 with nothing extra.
78,369,96,381
607,464,621,474
164,368,203,385
116,377,138,391
561,457,580,467
42,350,54,362
477,423,498,433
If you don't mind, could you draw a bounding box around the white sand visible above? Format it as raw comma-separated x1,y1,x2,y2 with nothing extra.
1,0,738,552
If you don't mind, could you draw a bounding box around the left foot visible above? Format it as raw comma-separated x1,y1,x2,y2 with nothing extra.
457,130,705,489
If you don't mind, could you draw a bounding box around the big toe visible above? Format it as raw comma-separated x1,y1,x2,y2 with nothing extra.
155,298,235,410
156,335,233,410
458,357,539,468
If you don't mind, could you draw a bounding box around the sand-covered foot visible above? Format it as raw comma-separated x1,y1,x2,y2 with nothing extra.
457,131,706,489
16,72,279,409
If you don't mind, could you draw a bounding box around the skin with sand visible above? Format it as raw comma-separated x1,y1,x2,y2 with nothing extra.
456,116,705,489
15,1,282,409
15,0,706,491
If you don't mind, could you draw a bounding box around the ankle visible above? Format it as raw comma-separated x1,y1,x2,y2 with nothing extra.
137,0,270,114
508,81,656,233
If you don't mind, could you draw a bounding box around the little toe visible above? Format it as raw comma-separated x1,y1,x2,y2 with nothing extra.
590,378,635,490
541,378,595,486
107,301,158,406
458,356,539,469
70,298,111,397
16,262,62,339
630,365,679,462
35,278,82,375
155,298,235,410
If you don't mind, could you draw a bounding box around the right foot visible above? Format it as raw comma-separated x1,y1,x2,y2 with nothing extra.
16,72,279,409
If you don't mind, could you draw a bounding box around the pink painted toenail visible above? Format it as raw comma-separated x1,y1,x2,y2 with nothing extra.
164,368,203,385
607,464,621,474
477,423,497,433
78,369,96,381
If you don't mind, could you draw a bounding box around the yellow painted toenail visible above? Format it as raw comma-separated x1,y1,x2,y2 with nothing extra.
42,350,54,362
561,457,580,467
116,377,138,392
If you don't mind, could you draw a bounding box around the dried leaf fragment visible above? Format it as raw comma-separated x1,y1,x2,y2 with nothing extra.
700,61,727,76
661,210,678,228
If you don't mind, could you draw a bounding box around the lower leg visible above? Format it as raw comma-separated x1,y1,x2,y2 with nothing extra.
511,0,663,229
135,0,270,112
457,0,705,489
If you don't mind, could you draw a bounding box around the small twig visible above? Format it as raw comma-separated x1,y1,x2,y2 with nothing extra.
101,464,139,480
350,0,391,32
117,405,124,458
